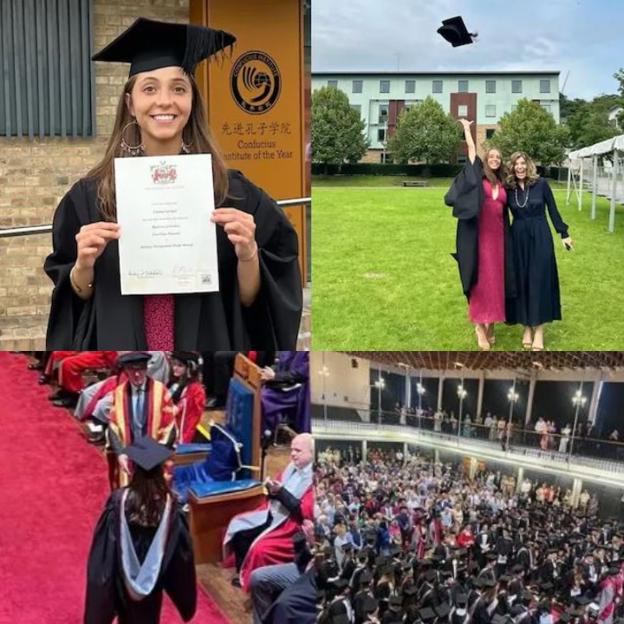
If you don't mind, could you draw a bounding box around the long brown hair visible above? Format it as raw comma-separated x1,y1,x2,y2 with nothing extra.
506,151,540,188
126,464,172,527
87,72,229,221
482,148,507,185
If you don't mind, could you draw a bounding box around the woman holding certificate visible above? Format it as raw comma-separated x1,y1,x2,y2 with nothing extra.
44,18,302,350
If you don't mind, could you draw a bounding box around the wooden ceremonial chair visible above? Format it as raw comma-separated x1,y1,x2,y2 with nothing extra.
187,353,266,564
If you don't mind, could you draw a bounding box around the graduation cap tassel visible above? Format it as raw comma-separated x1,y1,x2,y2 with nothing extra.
182,25,236,74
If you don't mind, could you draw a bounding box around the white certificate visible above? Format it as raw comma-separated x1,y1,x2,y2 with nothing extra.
114,153,219,295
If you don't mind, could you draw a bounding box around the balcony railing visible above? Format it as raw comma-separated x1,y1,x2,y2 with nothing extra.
312,409,624,476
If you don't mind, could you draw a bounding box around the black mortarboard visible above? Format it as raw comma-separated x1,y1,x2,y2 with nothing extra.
403,584,418,597
510,605,527,617
92,17,236,77
512,564,524,574
341,542,354,552
575,595,591,606
330,578,349,591
361,595,379,615
492,614,510,624
117,351,151,366
125,435,173,471
389,544,402,557
424,569,438,582
389,596,403,609
486,553,498,561
539,581,554,593
419,607,436,622
481,578,496,588
456,593,468,607
499,575,512,584
434,602,451,618
171,351,200,365
436,16,477,48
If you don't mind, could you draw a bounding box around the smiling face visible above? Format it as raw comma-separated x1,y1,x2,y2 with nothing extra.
513,156,528,180
486,149,502,172
126,66,193,154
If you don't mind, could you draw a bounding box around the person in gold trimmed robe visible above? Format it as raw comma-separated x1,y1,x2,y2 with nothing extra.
107,352,177,488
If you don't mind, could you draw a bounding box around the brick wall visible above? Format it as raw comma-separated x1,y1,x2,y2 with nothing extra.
0,0,188,349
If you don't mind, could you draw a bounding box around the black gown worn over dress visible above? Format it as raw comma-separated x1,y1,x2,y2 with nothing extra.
84,489,196,624
44,169,302,350
506,177,568,326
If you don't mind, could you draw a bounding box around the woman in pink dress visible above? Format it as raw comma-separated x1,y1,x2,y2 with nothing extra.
457,119,510,350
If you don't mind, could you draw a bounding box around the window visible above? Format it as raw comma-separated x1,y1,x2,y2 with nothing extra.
512,79,523,93
377,128,386,142
327,79,338,88
380,80,390,93
486,79,496,94
540,79,551,94
351,104,361,117
458,104,468,117
432,80,443,94
378,104,389,124
352,79,363,93
486,105,496,118
541,103,552,113
511,104,517,112
486,129,496,139
458,79,469,92
381,152,394,163
0,0,94,137
405,79,415,93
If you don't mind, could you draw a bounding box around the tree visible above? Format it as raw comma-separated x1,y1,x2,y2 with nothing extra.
488,99,569,165
564,94,623,149
614,68,624,97
311,86,368,170
387,97,461,164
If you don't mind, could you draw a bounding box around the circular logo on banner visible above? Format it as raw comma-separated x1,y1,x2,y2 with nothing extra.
230,51,281,114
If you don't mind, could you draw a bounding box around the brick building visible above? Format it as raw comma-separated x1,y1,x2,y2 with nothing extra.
311,71,561,164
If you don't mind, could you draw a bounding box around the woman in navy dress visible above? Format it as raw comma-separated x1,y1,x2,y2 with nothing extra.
506,152,574,350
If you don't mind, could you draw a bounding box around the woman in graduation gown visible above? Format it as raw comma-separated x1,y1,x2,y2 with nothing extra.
445,119,516,351
84,436,196,623
167,351,205,443
45,18,302,351
505,152,574,350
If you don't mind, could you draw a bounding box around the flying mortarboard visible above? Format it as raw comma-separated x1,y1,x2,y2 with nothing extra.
437,16,477,47
92,17,236,77
124,435,174,471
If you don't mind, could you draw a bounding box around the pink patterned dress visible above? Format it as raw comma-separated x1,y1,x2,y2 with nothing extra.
468,179,506,323
144,294,175,350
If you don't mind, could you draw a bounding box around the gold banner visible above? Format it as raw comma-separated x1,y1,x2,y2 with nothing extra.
191,0,307,280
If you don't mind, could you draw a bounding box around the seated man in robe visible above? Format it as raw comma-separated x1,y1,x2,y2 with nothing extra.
106,352,177,488
260,352,310,436
49,351,119,407
223,433,315,591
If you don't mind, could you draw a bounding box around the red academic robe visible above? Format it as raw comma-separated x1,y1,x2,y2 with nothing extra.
107,377,177,487
59,351,118,393
176,382,206,444
227,470,314,591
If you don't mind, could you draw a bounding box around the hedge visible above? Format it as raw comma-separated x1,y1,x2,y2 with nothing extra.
312,163,463,177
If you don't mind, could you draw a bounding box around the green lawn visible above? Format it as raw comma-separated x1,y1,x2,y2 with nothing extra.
312,179,624,350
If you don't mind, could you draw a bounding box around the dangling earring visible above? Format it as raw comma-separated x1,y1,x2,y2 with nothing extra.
181,129,193,154
120,120,145,156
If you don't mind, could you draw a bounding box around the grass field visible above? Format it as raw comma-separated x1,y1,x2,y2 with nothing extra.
312,176,624,350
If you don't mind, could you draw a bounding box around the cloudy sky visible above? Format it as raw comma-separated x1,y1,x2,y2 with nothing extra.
312,0,624,100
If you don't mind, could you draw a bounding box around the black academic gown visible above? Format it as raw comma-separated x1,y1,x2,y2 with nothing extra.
84,489,196,624
444,157,516,305
263,568,316,624
45,169,302,350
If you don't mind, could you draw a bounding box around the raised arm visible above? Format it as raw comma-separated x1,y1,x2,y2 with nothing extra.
459,118,476,164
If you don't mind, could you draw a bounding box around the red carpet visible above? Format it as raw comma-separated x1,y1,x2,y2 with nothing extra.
0,352,230,624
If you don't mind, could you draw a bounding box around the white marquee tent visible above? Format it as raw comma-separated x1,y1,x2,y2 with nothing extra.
566,133,624,232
